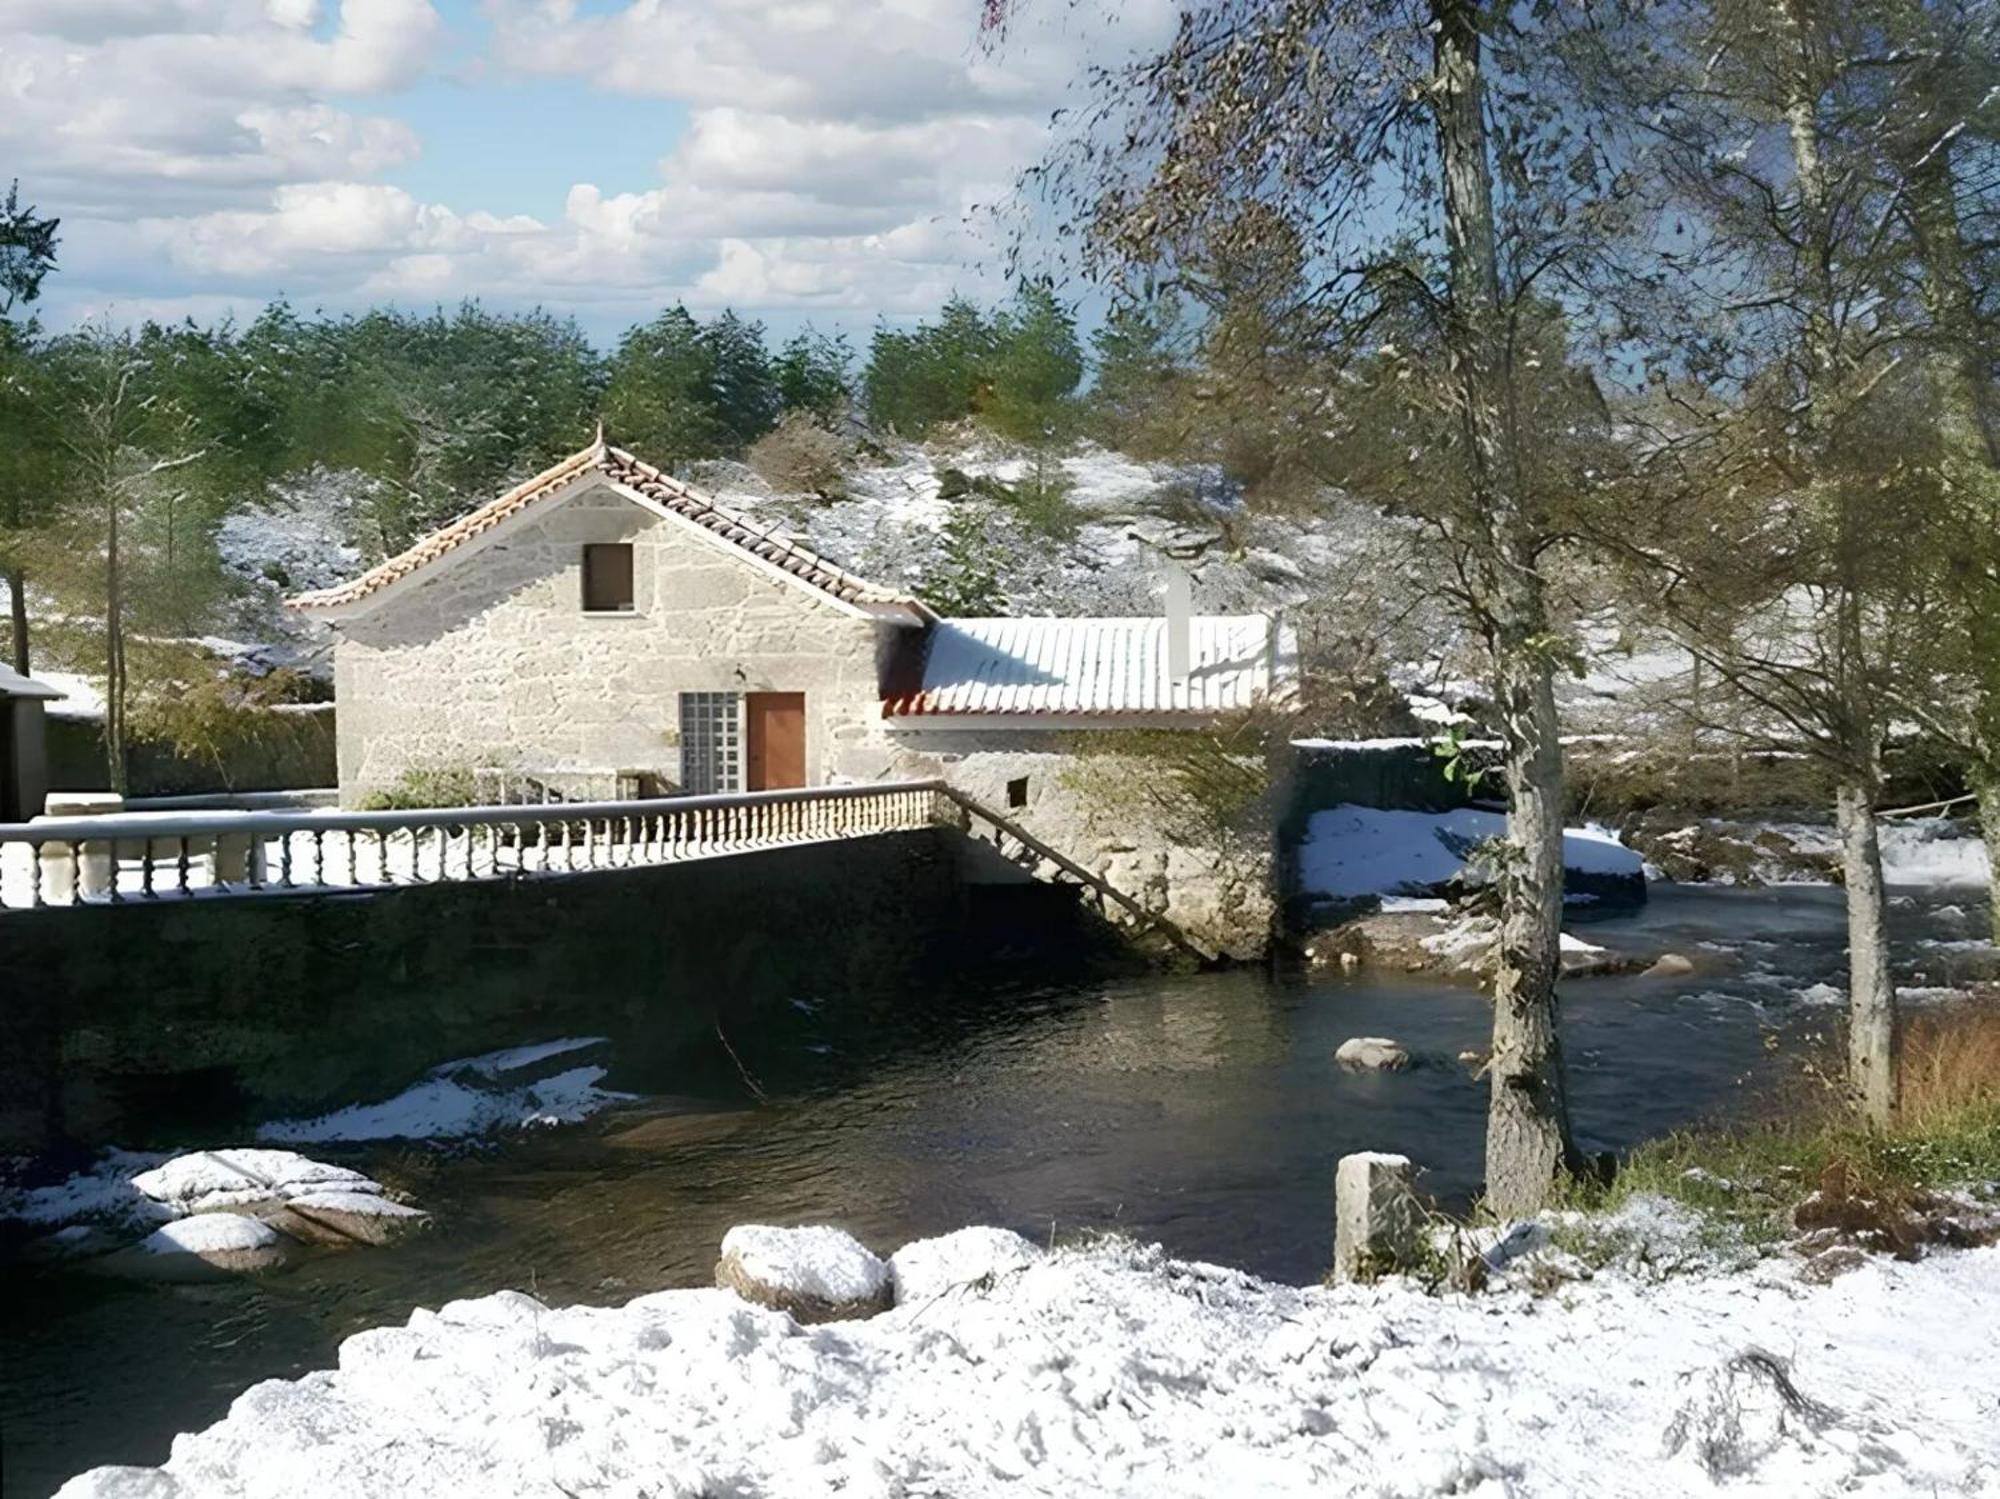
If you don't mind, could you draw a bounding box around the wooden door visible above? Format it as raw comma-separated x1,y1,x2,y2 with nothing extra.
745,692,806,790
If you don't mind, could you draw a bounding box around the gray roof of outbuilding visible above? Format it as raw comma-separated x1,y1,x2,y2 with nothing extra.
0,665,65,701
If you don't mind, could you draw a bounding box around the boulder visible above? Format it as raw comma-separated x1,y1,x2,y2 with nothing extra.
716,1225,891,1323
1335,1037,1412,1072
889,1227,1042,1304
98,1213,292,1279
265,1191,431,1248
1644,952,1697,978
130,1149,379,1218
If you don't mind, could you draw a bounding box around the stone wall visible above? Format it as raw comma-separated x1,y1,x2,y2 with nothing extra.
331,483,899,801
855,728,1279,960
0,829,1029,1154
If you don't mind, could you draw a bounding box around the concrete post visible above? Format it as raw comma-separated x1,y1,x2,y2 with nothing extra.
213,831,254,886
1333,1151,1421,1282
36,840,113,904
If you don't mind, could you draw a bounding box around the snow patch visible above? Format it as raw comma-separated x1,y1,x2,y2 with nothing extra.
258,1044,633,1143
888,1227,1044,1304
1298,804,1643,901
55,1236,2000,1499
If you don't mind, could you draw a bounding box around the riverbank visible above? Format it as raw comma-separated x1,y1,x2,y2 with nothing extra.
9,888,1993,1494
54,1207,2000,1498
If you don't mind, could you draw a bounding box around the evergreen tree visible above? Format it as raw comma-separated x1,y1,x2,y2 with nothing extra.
986,283,1083,443
919,504,1008,615
702,310,780,450
605,305,723,467
1088,292,1186,455
0,181,59,317
774,328,853,418
863,295,997,435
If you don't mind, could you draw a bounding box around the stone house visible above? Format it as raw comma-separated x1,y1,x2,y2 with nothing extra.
292,436,1295,952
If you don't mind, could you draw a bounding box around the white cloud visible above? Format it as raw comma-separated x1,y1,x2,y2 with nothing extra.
12,0,1172,330
0,0,439,217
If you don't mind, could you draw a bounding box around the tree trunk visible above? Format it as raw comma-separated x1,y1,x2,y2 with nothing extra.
1835,775,1896,1123
1432,0,1578,1215
104,480,127,796
6,565,26,677
1975,767,2000,947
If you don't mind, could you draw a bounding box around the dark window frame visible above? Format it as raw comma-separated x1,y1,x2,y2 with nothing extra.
581,543,636,614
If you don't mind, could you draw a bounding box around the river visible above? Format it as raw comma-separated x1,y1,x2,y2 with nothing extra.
3,881,1991,1496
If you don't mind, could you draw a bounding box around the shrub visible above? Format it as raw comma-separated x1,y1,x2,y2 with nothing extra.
356,765,485,811
746,410,853,500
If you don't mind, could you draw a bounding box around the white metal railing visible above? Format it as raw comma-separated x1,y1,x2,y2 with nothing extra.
0,782,945,911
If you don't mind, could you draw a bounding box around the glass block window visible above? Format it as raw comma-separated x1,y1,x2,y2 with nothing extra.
678,692,742,793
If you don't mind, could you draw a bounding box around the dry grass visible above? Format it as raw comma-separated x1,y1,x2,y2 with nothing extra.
1898,1002,2000,1129
1571,1000,2000,1244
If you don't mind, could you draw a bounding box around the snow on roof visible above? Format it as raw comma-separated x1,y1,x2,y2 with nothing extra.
0,665,65,701
885,615,1291,721
287,435,933,626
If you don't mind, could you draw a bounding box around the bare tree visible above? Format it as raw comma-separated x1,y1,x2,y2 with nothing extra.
1576,0,1981,1120
47,325,208,792
991,0,1650,1210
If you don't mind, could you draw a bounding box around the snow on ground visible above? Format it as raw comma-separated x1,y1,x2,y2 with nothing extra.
0,1149,171,1230
1717,818,1990,890
56,1228,2000,1499
29,670,106,721
1298,804,1644,901
257,1041,631,1143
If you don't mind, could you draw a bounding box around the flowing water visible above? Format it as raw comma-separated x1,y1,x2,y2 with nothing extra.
3,883,1991,1496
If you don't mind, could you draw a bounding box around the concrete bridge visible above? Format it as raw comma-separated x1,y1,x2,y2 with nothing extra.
0,780,1210,963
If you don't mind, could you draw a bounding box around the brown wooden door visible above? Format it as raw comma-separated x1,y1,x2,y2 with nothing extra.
745,692,806,790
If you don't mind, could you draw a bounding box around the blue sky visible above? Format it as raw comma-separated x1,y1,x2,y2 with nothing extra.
1,0,1173,344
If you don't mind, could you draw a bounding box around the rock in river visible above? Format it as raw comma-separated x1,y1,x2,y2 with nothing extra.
1335,1037,1412,1072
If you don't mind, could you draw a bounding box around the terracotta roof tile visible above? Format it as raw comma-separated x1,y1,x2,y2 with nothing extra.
288,439,930,622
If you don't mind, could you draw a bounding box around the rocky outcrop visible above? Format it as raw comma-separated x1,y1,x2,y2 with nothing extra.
1621,817,1837,886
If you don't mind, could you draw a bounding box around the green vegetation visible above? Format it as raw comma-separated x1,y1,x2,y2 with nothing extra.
354,765,487,812
1559,1006,2000,1248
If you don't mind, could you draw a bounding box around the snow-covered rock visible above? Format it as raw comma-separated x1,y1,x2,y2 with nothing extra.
1334,1036,1412,1072
52,1236,2000,1499
130,1149,379,1216
123,1213,290,1276
264,1191,431,1247
888,1227,1043,1305
257,1039,631,1143
715,1224,891,1323
6,1148,427,1265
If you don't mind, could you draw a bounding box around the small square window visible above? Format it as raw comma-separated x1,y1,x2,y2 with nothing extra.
582,543,635,613
1006,775,1030,809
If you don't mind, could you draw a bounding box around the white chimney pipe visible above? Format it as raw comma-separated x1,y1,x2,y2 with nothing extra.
1164,562,1193,688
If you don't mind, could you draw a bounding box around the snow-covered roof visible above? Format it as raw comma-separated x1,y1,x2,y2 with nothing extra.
287,435,933,626
0,665,64,701
885,615,1293,724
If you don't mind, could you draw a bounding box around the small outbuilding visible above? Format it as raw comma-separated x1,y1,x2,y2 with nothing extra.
0,665,64,821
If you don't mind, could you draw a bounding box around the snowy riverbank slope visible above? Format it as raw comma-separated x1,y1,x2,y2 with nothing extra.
59,1226,2000,1498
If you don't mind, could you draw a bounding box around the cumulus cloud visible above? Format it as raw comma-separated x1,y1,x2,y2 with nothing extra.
0,0,439,217
11,0,1174,329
